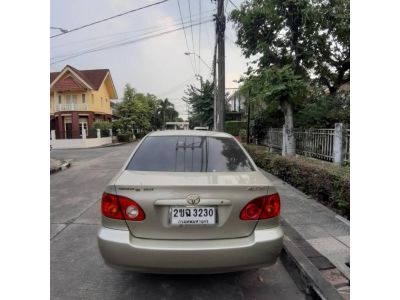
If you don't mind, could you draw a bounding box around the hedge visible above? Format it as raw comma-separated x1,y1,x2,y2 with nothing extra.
225,121,247,136
117,133,133,143
244,144,350,219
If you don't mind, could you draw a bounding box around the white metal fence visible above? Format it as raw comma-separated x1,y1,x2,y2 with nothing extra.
295,129,335,161
259,125,350,164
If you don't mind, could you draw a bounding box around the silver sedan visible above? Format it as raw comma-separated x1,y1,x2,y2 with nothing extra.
98,130,283,273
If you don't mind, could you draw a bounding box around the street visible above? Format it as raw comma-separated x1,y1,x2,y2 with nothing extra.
51,143,305,300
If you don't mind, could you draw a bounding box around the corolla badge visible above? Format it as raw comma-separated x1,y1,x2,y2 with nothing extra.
186,194,201,205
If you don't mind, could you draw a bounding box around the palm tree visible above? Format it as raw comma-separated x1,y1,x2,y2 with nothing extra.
158,98,176,129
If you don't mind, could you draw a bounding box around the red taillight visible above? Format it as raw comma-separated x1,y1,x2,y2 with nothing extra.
101,193,123,220
119,195,146,221
101,193,145,221
240,193,281,220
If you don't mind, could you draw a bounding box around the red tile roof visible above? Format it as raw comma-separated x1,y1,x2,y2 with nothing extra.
50,65,109,90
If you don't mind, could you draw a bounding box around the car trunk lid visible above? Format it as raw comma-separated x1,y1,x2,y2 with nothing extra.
114,170,274,240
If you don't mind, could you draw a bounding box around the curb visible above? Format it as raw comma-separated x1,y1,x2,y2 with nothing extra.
50,141,137,150
50,161,71,174
280,238,343,300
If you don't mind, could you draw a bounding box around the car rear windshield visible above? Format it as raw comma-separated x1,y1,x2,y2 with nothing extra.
127,136,255,172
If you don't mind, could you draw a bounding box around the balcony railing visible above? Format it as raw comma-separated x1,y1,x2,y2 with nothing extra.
56,104,88,111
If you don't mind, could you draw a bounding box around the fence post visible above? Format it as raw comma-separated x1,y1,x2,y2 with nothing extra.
333,123,345,166
82,128,87,140
97,129,101,139
51,130,56,140
109,129,113,138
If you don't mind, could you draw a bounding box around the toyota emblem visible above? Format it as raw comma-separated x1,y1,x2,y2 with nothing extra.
186,194,200,205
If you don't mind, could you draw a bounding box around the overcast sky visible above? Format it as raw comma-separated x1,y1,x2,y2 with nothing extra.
50,0,247,119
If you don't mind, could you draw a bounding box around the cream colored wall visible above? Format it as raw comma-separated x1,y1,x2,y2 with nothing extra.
89,77,112,114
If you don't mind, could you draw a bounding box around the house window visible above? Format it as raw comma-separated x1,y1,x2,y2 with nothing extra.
82,94,86,104
58,95,62,104
66,95,77,107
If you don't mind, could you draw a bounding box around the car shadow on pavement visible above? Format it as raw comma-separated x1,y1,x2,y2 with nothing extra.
116,270,260,299
107,265,304,300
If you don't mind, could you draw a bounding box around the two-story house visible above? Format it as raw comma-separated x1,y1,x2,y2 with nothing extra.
50,65,117,139
226,90,245,121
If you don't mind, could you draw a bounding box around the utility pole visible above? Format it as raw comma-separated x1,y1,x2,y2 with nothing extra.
246,89,251,144
216,0,225,132
212,41,217,131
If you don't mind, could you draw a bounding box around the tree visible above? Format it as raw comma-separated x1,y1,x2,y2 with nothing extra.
231,0,311,155
241,66,307,154
230,0,349,155
157,98,178,129
295,85,350,128
310,0,350,95
184,80,214,129
114,84,161,133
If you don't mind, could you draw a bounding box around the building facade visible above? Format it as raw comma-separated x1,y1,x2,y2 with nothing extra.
50,65,117,139
226,90,245,121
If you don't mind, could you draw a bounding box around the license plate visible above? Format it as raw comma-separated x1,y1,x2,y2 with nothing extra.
170,206,216,225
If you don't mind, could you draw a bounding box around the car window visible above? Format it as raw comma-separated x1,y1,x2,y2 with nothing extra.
127,136,254,172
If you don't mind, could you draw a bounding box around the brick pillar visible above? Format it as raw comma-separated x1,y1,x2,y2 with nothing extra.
71,112,80,139
88,112,94,129
57,115,64,139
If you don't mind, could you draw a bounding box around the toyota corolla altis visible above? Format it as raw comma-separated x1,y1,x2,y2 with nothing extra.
98,130,283,273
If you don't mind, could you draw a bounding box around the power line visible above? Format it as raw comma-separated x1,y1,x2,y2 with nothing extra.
176,0,196,75
51,13,214,60
51,9,216,50
50,0,169,38
157,75,196,97
187,0,197,74
51,19,213,65
198,0,202,78
228,0,239,10
51,19,212,64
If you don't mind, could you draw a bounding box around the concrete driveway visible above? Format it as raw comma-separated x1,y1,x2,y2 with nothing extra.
50,143,304,300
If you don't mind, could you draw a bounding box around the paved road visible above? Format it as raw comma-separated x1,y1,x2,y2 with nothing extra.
51,143,305,300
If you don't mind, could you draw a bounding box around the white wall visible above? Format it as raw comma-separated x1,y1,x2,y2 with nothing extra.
51,137,112,149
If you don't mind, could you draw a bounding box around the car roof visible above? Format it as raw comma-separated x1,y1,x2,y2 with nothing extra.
147,130,233,138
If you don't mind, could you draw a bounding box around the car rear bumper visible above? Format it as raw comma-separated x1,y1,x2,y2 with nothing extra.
97,226,283,274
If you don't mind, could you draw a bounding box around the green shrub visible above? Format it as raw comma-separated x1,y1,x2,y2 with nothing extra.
244,144,350,219
239,129,247,142
135,131,148,139
117,133,133,143
225,121,247,136
91,121,112,130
